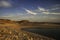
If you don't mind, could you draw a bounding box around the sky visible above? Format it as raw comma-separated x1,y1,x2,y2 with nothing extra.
0,0,60,22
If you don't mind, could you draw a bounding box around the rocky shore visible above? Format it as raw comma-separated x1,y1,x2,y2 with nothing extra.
0,27,55,40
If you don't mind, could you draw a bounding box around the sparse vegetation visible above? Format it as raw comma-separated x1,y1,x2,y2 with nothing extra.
0,19,57,40
0,27,55,40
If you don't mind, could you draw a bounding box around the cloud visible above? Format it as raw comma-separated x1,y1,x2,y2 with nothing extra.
50,7,60,10
38,7,48,12
0,13,36,21
24,7,60,15
38,7,60,15
0,1,12,7
24,9,37,15
49,4,60,10
38,7,49,14
0,13,23,20
0,13,24,18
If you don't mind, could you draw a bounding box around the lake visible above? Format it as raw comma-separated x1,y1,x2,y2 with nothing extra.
22,28,60,40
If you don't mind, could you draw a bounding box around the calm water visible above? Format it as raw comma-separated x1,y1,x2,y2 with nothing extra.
23,28,60,40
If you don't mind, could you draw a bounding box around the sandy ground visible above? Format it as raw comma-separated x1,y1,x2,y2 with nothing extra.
0,22,20,29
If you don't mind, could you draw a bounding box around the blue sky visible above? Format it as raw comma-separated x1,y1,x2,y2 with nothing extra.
0,0,60,22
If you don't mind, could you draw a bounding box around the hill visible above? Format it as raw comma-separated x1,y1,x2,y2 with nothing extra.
16,20,60,28
0,19,60,28
0,19,55,40
0,19,20,29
